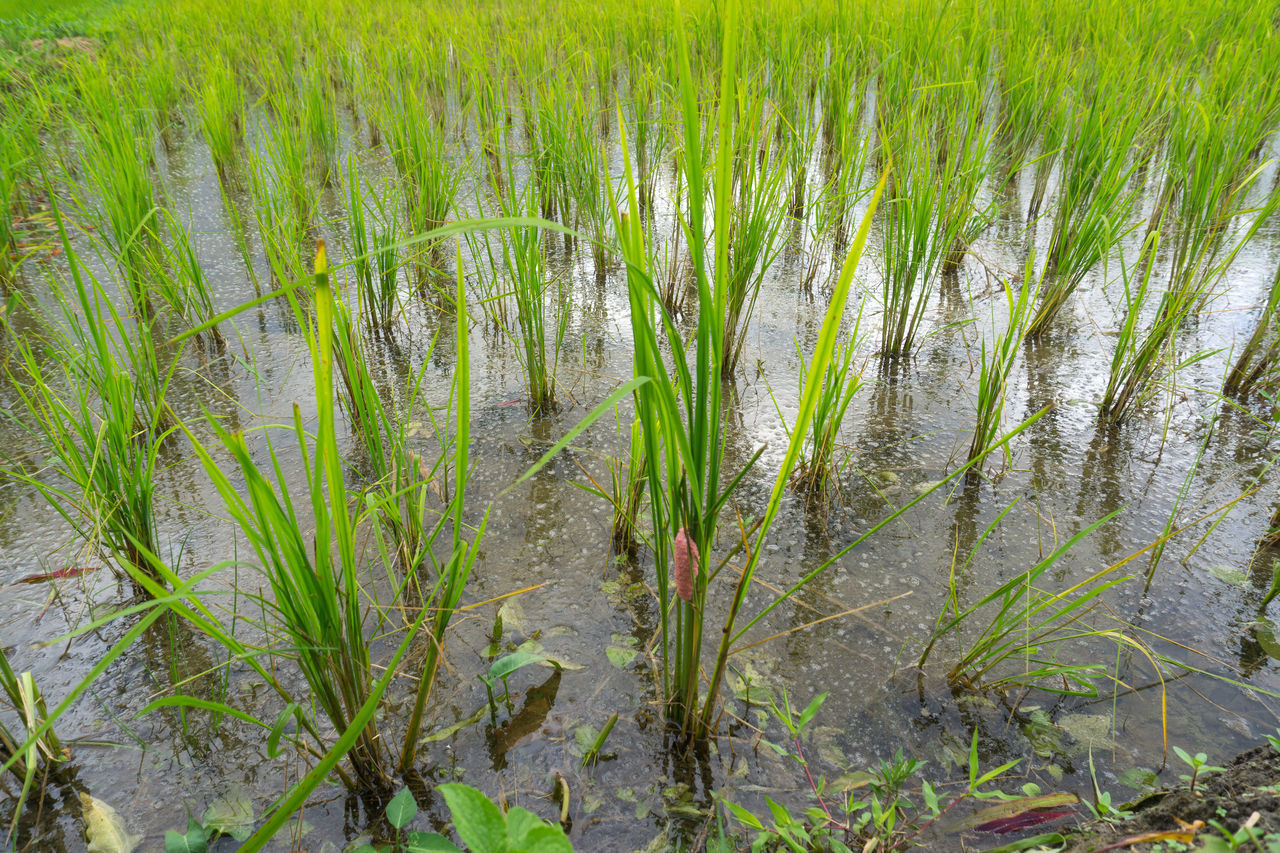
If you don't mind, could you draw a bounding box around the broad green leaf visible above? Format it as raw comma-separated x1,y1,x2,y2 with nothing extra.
385,787,418,830
490,651,548,682
438,784,506,853
163,818,206,853
510,824,572,853
406,832,463,853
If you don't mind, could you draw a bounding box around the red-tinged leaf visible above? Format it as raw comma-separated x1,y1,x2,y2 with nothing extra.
498,399,523,408
19,566,100,584
975,809,1076,834
943,793,1078,834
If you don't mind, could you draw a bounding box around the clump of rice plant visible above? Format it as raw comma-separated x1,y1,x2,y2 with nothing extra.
383,79,459,273
195,250,393,785
721,89,789,379
1224,260,1280,398
1156,48,1280,309
194,56,245,185
789,308,866,499
610,0,888,738
344,157,403,331
875,60,992,358
151,210,227,354
967,258,1035,479
919,505,1163,705
1027,83,1148,338
1,200,174,581
74,81,161,311
1100,232,1214,426
186,244,409,788
247,146,309,286
474,186,570,414
0,648,62,837
0,123,25,285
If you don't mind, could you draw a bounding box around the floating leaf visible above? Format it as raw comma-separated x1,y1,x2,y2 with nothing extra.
80,793,141,853
606,645,637,669
574,725,598,753
202,786,254,842
1208,564,1249,587
164,818,206,853
975,809,1076,834
1255,620,1280,660
1118,767,1159,791
832,771,876,792
1059,714,1116,750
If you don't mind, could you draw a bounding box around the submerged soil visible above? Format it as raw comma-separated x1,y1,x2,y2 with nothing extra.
1060,745,1280,851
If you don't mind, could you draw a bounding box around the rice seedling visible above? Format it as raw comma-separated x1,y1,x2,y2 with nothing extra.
995,34,1066,185
474,185,570,414
299,62,339,187
788,306,866,499
152,209,227,353
247,146,309,286
383,76,459,273
395,246,490,773
623,58,666,213
609,0,888,738
918,506,1162,702
721,89,789,379
0,122,24,286
0,648,62,841
937,82,1000,275
877,123,966,357
73,81,161,311
1027,81,1149,338
523,72,577,226
326,269,453,584
1224,260,1280,398
186,241,393,788
967,257,1035,479
801,102,869,294
193,55,245,186
773,54,817,219
0,195,174,581
1155,67,1279,311
507,213,569,414
344,156,405,331
562,85,613,278
574,413,648,558
1100,232,1216,427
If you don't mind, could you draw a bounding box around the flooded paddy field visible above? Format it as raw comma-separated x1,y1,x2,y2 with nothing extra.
1,0,1279,850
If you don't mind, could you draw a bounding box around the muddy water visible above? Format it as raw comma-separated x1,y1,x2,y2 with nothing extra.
2,107,1279,851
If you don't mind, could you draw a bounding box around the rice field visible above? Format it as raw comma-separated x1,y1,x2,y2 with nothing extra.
1,0,1279,849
